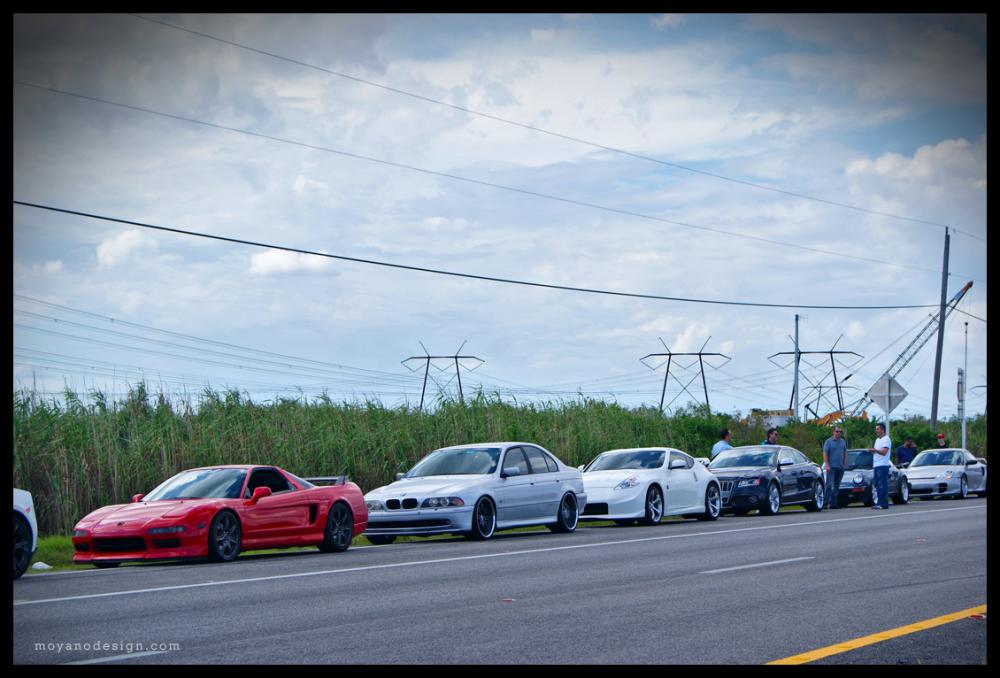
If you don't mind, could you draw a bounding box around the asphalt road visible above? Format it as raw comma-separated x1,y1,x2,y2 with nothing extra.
13,498,987,664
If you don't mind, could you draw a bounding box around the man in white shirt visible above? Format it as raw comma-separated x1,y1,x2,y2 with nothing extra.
869,423,892,510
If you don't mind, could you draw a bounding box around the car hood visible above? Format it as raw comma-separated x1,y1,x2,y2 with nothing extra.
707,466,770,478
366,475,492,499
583,469,657,489
76,500,212,529
904,466,960,479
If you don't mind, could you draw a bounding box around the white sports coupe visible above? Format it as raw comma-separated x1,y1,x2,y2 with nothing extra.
580,447,721,524
14,488,38,580
364,442,587,543
905,448,987,499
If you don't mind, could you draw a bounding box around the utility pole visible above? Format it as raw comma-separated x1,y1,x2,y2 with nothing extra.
961,321,968,449
794,314,801,421
640,337,730,414
930,228,951,430
402,341,484,410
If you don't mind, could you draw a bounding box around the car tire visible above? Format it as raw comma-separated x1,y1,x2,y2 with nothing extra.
639,485,664,526
466,496,496,540
366,535,397,545
696,483,721,521
548,493,579,533
760,482,781,516
957,475,968,499
804,480,825,512
892,479,910,505
319,502,353,553
13,514,33,580
207,511,241,562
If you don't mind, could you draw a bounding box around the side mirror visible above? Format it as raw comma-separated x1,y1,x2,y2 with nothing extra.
395,472,406,481
778,459,794,468
966,460,977,466
578,465,586,471
669,459,687,470
247,486,272,504
501,467,521,478
131,493,145,503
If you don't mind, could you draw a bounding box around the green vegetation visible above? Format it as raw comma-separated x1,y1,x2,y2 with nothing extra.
13,384,986,536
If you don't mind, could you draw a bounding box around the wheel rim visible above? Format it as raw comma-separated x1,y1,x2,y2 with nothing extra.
331,504,352,549
561,495,578,529
215,513,240,559
647,487,663,522
707,485,721,517
13,517,31,573
769,485,780,513
901,481,909,501
815,483,824,509
961,476,968,497
476,499,495,537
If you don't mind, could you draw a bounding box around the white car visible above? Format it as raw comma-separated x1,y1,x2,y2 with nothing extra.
13,488,38,580
364,442,587,543
580,447,721,524
905,448,987,499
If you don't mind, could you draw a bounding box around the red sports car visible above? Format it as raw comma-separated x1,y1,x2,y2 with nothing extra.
72,465,367,568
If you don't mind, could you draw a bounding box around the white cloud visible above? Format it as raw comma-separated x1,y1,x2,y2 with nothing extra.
249,249,334,275
651,14,687,30
96,229,155,267
292,174,330,196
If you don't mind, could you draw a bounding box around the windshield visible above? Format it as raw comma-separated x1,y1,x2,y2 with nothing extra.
709,447,777,469
143,468,247,501
405,447,501,477
845,450,874,470
586,449,665,472
910,450,963,467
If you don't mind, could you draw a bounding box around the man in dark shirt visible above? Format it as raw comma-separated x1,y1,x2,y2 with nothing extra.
895,437,917,466
823,427,848,509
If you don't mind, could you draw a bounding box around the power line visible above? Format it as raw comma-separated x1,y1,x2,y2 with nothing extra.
13,201,943,311
13,80,970,280
129,12,985,245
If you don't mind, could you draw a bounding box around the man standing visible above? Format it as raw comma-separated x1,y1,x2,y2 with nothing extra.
895,437,917,466
869,423,892,510
711,429,733,460
823,426,848,509
936,432,948,448
761,428,779,445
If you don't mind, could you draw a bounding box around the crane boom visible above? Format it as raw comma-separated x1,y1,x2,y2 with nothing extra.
846,281,973,417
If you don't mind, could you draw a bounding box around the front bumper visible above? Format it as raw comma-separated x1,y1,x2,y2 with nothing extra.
837,482,872,505
717,479,767,509
72,529,209,564
364,506,474,536
579,485,645,520
907,476,960,497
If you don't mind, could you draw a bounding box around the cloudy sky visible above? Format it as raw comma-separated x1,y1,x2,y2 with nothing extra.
13,13,987,421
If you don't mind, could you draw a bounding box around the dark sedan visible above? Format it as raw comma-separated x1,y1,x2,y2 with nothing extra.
836,449,910,507
708,445,825,515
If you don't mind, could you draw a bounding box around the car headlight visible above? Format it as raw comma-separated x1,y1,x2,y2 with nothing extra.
147,526,186,534
421,497,465,508
941,471,954,480
72,529,88,537
366,500,386,512
613,476,640,491
853,473,865,485
737,478,762,488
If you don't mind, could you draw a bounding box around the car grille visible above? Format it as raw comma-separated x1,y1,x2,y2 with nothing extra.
911,484,948,495
153,539,181,549
582,503,609,516
369,519,450,529
719,480,734,506
93,537,146,553
385,498,419,510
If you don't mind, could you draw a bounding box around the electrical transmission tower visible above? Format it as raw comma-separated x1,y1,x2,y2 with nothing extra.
640,336,730,414
768,334,863,420
402,341,484,410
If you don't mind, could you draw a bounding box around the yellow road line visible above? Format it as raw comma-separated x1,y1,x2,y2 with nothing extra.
767,605,987,665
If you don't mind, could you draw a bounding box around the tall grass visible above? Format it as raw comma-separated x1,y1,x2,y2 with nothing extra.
12,384,987,536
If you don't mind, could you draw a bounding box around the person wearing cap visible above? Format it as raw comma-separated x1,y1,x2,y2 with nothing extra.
711,428,733,460
936,433,948,448
895,437,917,466
869,423,892,510
822,426,847,509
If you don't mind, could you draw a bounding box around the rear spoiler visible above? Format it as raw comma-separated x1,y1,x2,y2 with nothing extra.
304,475,350,486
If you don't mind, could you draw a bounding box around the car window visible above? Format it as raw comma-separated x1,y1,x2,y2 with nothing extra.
245,468,292,497
502,448,531,476
965,452,977,464
523,446,555,474
792,450,809,464
778,449,795,465
670,451,693,469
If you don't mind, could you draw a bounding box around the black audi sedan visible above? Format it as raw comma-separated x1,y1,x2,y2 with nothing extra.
836,449,910,507
708,445,825,515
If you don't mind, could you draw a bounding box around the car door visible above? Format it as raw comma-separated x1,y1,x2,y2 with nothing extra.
240,468,311,543
522,445,561,520
494,447,536,524
964,452,987,491
776,448,802,502
666,451,699,513
792,449,818,498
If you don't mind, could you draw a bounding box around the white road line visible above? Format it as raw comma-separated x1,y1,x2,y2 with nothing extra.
700,556,815,574
63,651,167,664
14,504,984,607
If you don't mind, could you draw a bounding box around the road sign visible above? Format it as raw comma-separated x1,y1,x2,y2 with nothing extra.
869,374,908,414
